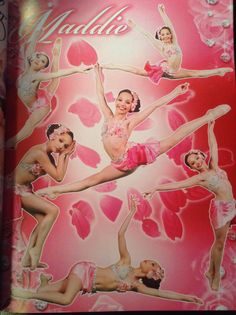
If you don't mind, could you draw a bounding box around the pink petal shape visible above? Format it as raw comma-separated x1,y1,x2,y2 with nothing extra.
206,148,235,168
168,89,194,106
166,136,193,165
71,143,101,168
186,186,211,202
158,178,187,212
167,108,188,130
105,92,115,102
94,181,117,193
127,188,152,221
162,208,183,241
100,195,123,222
67,40,98,66
134,118,154,131
69,200,95,239
68,98,101,127
142,219,161,237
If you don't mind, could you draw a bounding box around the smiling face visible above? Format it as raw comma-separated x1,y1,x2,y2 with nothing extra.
115,91,133,114
186,152,206,171
30,53,49,70
159,27,172,44
50,133,73,153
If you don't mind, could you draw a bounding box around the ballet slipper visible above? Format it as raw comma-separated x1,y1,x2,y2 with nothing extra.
206,104,231,121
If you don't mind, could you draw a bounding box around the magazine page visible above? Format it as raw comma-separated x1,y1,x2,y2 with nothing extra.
2,0,236,312
0,0,7,309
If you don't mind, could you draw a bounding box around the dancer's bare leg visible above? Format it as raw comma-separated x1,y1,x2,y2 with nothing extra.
102,63,148,77
171,67,233,79
158,104,230,154
210,223,229,291
21,195,59,270
37,165,133,198
6,106,50,149
12,274,82,306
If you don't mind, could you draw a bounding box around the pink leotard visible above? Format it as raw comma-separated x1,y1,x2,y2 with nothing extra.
110,264,133,292
28,89,52,114
101,118,129,139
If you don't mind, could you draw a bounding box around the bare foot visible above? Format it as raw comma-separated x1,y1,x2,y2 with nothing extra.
205,271,213,288
206,104,231,121
38,273,52,289
21,253,31,268
36,187,59,199
211,275,221,291
22,262,48,269
12,287,33,299
218,67,233,76
29,247,41,271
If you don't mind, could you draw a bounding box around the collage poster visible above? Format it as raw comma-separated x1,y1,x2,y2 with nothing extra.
0,0,236,312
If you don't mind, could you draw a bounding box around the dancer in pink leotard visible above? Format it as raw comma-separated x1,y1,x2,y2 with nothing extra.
102,4,232,84
7,123,75,270
5,31,91,149
12,197,203,306
144,121,236,291
36,63,230,199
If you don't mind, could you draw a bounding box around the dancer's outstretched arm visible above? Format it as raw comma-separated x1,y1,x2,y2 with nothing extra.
24,29,42,69
127,19,163,52
33,64,92,82
129,83,188,130
94,63,113,119
135,284,203,305
117,196,137,263
47,38,62,95
143,174,202,199
158,4,178,44
208,121,218,170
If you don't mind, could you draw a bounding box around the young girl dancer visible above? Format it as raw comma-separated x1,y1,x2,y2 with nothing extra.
103,4,232,84
144,121,236,291
36,63,230,199
6,32,90,149
12,196,203,306
9,123,75,270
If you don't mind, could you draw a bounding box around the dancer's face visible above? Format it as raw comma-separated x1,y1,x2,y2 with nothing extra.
115,92,133,114
186,153,205,171
159,28,172,44
30,53,48,70
50,133,73,153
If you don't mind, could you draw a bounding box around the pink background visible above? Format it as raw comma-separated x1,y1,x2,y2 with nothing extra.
5,0,236,312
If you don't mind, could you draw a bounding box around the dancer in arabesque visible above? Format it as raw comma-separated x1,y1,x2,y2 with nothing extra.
103,4,232,84
6,31,91,149
144,121,236,291
12,196,203,306
36,63,231,199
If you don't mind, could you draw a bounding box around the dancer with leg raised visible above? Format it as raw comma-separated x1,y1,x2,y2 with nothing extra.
36,64,230,199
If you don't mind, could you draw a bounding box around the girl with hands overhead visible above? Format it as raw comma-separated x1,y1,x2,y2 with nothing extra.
102,3,232,84
144,120,236,291
12,196,203,306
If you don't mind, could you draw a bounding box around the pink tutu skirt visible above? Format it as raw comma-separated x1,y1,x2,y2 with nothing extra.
28,89,52,114
70,261,97,294
111,141,161,171
209,199,236,230
144,61,164,84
